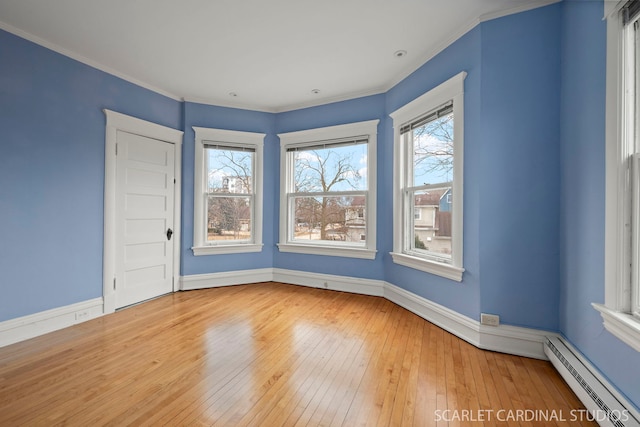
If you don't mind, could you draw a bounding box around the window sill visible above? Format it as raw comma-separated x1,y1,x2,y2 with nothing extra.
192,244,263,256
390,252,464,282
592,303,640,352
277,243,377,260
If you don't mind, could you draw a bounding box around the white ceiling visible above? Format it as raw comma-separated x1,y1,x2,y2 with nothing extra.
0,0,556,112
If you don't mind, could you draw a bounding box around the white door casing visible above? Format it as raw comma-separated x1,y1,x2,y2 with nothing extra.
103,110,183,313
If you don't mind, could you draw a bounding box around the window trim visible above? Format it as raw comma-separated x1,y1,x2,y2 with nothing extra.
192,126,265,256
277,120,379,259
596,2,640,352
390,71,466,281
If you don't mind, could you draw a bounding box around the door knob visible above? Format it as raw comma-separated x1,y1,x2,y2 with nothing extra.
166,228,173,241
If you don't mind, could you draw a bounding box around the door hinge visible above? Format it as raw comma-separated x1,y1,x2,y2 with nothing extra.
113,278,116,290
174,178,176,184
115,143,118,155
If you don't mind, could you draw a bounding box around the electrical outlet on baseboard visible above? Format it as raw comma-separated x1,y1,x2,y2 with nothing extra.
480,313,500,327
75,310,91,321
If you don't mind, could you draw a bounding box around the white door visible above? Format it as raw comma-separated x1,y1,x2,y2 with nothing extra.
115,130,175,309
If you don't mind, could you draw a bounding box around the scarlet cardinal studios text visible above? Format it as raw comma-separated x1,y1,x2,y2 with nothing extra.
433,409,630,423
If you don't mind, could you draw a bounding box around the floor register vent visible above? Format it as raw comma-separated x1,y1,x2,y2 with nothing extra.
545,337,640,427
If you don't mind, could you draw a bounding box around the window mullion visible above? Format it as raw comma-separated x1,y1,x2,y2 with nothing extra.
290,190,366,198
633,21,640,317
404,133,413,253
631,155,638,315
203,192,209,245
207,192,253,198
249,193,255,244
407,188,416,252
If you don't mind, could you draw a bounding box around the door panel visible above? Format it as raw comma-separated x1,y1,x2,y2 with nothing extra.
115,131,175,309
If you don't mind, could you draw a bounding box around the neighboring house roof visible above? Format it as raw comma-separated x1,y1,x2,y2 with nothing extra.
414,188,450,206
346,195,366,207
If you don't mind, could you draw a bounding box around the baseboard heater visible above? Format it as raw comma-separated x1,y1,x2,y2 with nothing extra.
545,337,640,427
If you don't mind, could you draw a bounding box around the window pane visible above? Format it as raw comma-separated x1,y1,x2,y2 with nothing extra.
292,195,366,244
207,196,252,242
412,113,453,187
293,143,367,192
411,188,452,259
206,148,254,193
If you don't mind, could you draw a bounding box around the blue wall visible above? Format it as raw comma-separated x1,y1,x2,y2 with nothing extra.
1,0,638,409
0,29,181,322
273,95,386,280
384,27,483,320
382,4,562,330
478,6,561,331
180,102,277,275
559,0,640,408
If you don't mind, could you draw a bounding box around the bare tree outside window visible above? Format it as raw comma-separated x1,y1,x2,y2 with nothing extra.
410,113,454,256
413,114,453,183
206,147,254,242
290,143,367,243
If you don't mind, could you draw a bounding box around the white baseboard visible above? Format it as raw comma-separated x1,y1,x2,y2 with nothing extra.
272,268,385,296
179,268,385,296
0,298,104,348
383,281,481,345
0,268,551,358
179,268,550,359
383,282,553,359
479,322,556,360
0,268,557,359
179,268,273,290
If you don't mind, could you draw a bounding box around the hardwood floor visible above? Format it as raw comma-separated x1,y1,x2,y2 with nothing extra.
0,282,595,426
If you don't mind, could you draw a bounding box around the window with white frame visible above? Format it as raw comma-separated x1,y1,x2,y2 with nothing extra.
278,120,378,259
390,72,466,282
192,127,264,255
596,0,640,351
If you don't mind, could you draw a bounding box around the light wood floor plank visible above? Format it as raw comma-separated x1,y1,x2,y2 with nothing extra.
0,282,596,426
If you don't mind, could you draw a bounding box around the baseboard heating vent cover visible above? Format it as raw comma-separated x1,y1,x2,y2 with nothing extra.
545,336,639,427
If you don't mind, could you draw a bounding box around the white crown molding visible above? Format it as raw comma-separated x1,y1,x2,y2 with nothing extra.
272,86,388,113
0,20,181,102
184,86,387,114
478,0,561,23
0,298,103,348
2,1,558,114
382,0,560,93
184,96,278,113
382,19,479,93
